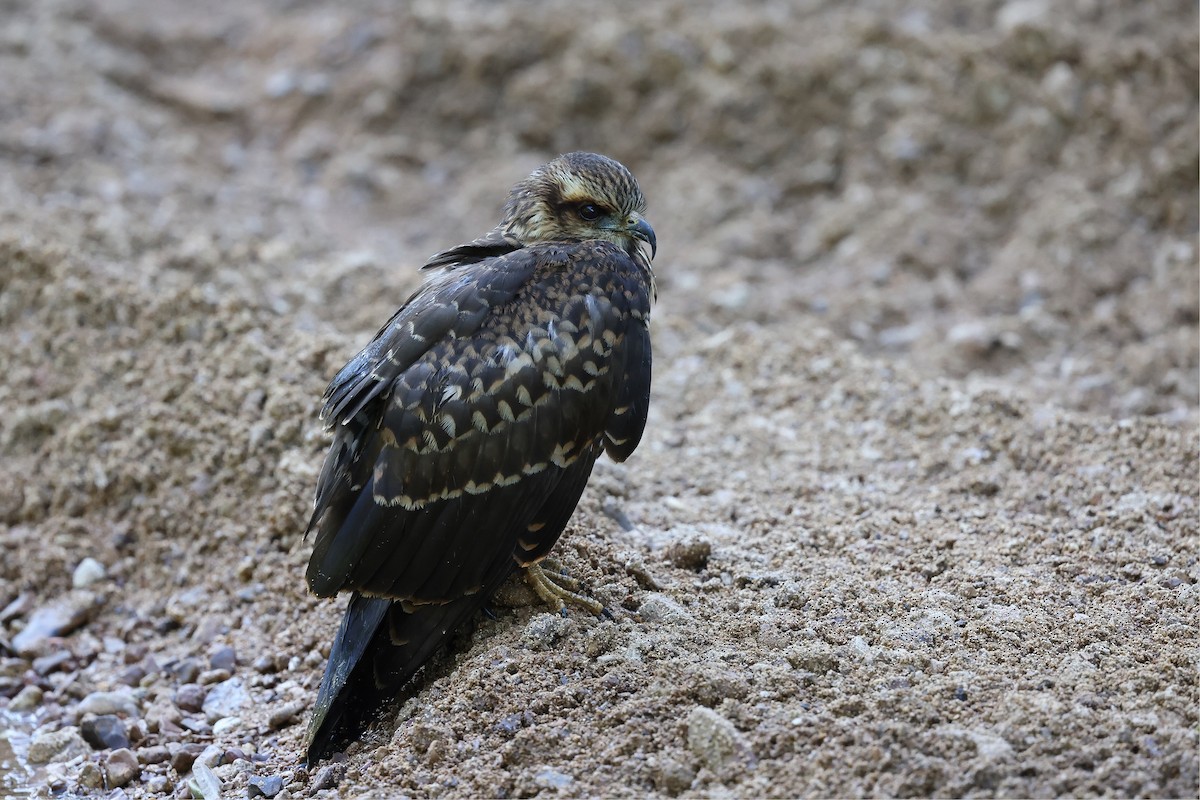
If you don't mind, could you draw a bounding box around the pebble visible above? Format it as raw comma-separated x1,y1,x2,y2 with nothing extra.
76,689,140,719
81,714,130,750
310,763,344,793
32,650,73,675
997,0,1048,32
686,707,755,773
145,775,172,793
144,698,184,734
534,767,574,790
191,760,223,800
72,557,107,588
665,538,711,571
248,774,284,798
9,684,43,711
181,717,213,735
209,646,237,672
28,726,89,764
252,654,280,674
654,755,696,796
105,747,140,787
138,744,170,765
198,743,225,769
12,590,100,656
174,683,207,712
199,668,232,685
212,716,242,735
78,760,104,789
170,742,205,774
171,657,202,684
521,613,574,651
0,592,32,623
268,701,303,730
118,664,148,686
638,593,694,624
202,677,249,722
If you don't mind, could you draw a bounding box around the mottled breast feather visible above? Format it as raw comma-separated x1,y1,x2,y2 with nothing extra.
305,240,653,603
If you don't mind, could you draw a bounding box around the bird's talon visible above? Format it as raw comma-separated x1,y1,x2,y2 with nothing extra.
525,562,604,616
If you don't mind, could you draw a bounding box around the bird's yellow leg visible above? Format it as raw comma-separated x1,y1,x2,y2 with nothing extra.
524,560,604,616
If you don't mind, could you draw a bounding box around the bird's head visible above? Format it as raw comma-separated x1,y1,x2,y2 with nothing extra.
500,152,656,261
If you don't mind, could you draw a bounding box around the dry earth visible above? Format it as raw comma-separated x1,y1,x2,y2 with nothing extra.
0,0,1197,797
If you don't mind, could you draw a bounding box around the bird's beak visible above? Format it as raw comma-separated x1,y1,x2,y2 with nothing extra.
628,215,657,260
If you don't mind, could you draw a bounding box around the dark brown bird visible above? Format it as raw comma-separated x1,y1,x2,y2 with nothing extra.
302,152,656,763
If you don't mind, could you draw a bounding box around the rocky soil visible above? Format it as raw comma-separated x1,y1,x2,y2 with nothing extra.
0,0,1196,797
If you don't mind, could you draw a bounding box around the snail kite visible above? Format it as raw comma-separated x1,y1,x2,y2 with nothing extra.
302,151,656,763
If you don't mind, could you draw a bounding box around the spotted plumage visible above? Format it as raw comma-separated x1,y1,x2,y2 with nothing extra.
303,152,656,764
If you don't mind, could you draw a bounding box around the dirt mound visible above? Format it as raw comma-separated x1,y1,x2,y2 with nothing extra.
0,0,1196,797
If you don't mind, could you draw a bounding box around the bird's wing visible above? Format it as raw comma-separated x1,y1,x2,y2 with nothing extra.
306,242,652,602
419,227,521,271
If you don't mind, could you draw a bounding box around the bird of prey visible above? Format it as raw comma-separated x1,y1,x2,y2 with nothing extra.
302,151,657,764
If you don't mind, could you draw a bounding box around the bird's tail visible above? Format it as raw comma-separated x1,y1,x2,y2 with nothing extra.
303,591,488,765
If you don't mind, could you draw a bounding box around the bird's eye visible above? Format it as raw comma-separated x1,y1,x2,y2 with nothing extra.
577,203,602,221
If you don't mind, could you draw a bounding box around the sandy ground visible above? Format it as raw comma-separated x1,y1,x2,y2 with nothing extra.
0,0,1197,797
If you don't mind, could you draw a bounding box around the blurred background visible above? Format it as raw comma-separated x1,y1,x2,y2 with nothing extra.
4,0,1195,420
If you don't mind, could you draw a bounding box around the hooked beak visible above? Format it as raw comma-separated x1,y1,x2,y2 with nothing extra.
628,215,657,260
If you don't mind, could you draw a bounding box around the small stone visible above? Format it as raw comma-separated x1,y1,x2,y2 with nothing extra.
686,707,755,773
0,593,32,623
171,658,202,684
309,763,344,793
78,760,104,789
947,320,999,358
12,590,100,656
848,635,874,663
32,650,73,675
212,716,242,735
247,774,284,798
521,614,574,651
72,557,107,588
638,593,694,624
81,715,130,750
9,684,43,711
175,683,207,712
199,668,232,685
785,643,839,674
191,760,223,800
209,646,237,672
197,743,225,769
171,742,205,774
268,702,303,730
181,717,213,735
146,775,172,793
118,664,148,686
252,655,280,674
76,689,140,719
145,698,184,734
27,726,88,764
138,744,170,765
997,0,1048,32
105,747,140,788
654,755,696,796
202,677,249,722
665,538,711,571
534,767,574,790
192,616,225,644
